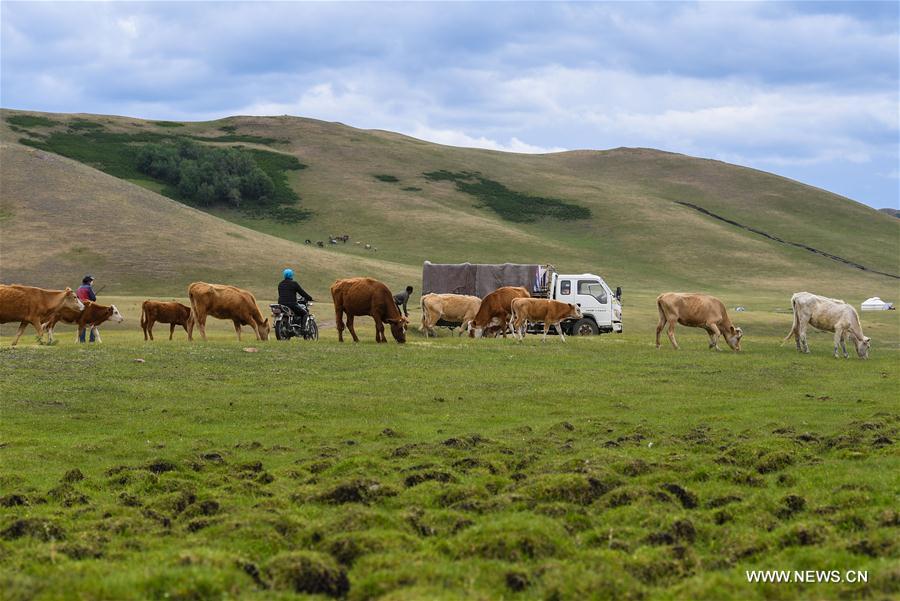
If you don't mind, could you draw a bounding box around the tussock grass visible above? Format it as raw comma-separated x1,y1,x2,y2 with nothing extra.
1,307,897,600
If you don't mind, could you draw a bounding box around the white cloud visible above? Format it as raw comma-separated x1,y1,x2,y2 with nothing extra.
408,124,566,154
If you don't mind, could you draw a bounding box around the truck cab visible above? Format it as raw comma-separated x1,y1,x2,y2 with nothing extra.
541,272,622,335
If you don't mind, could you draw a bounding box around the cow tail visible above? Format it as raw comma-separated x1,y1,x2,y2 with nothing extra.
140,302,147,330
420,295,427,331
781,297,798,345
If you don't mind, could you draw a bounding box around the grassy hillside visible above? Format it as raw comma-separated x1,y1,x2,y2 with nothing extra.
1,108,898,304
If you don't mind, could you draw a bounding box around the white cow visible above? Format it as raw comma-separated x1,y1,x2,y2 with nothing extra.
782,292,870,359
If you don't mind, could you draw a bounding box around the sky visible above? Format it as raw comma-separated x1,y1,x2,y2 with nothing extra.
2,1,898,208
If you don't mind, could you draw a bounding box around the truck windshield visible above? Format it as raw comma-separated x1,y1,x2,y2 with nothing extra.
577,280,608,303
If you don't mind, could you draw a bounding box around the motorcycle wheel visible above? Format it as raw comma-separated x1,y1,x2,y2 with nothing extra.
274,319,289,340
305,319,319,341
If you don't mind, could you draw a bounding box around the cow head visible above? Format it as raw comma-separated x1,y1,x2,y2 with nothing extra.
725,325,743,351
569,303,583,319
387,315,408,343
63,287,85,312
851,333,871,359
259,318,271,341
108,305,125,323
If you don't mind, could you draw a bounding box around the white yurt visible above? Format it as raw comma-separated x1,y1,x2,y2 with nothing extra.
861,297,894,311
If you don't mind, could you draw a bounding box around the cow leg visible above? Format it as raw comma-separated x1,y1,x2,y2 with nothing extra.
833,329,843,358
346,315,360,342
335,308,345,342
373,317,385,343
655,314,666,348
666,320,679,349
557,323,567,343
12,321,32,346
93,327,102,344
707,324,721,351
797,322,809,353
541,323,550,343
232,320,243,341
169,322,177,341
840,330,850,358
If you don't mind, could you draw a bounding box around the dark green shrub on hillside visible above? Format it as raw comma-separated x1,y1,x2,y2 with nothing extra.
68,120,105,131
152,121,184,128
374,174,400,182
6,115,59,128
422,170,590,223
136,140,276,209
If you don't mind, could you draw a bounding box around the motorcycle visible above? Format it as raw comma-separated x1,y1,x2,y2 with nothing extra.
270,302,318,341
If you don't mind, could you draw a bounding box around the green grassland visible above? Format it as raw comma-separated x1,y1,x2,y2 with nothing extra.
1,300,898,600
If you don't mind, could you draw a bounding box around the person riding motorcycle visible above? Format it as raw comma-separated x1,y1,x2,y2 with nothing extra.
277,268,313,331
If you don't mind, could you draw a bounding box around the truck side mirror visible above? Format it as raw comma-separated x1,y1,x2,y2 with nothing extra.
615,286,622,301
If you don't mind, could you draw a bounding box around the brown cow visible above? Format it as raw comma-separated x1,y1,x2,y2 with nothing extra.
0,285,84,346
331,277,408,343
420,293,482,337
43,301,124,343
141,300,193,341
510,298,582,342
656,292,742,351
469,286,531,338
187,282,270,341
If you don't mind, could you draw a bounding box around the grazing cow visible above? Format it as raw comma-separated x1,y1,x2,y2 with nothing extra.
43,301,124,343
420,293,482,337
331,277,408,343
141,300,193,341
469,286,531,339
187,282,270,341
0,285,84,346
510,298,582,342
782,292,870,358
316,241,325,248
656,293,742,351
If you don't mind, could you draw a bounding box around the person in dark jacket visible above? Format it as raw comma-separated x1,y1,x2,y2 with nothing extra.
394,285,414,318
278,268,313,330
76,275,97,343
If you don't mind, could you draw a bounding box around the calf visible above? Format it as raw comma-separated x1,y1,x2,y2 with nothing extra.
782,292,870,358
0,285,83,346
420,293,482,337
43,301,124,343
510,298,582,342
331,277,408,343
656,292,742,351
141,300,193,340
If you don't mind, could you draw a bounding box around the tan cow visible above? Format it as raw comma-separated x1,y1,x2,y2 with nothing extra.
141,300,193,341
331,277,408,343
510,298,582,342
420,293,482,337
187,282,270,341
469,286,531,338
782,292,870,358
43,301,124,343
0,285,84,346
656,292,742,351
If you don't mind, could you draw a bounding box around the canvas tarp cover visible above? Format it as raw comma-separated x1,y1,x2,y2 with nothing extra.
422,262,539,298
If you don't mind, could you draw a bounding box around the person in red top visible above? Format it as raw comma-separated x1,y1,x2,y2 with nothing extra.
76,275,97,342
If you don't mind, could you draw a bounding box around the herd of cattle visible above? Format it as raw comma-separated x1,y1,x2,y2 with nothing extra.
0,279,874,358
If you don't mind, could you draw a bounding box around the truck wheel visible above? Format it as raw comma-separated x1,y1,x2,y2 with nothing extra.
573,318,599,336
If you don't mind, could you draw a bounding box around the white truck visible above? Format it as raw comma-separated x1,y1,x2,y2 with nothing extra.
421,262,622,336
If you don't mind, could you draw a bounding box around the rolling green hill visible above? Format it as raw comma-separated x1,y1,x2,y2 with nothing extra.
2,109,897,303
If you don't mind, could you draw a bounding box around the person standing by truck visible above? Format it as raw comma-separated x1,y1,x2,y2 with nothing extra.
76,275,97,343
394,285,414,318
